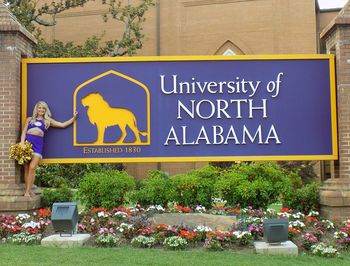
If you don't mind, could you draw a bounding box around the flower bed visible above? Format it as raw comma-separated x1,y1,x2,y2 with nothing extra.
1,205,349,257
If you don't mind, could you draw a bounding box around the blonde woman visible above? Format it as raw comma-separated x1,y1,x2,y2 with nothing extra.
20,101,78,197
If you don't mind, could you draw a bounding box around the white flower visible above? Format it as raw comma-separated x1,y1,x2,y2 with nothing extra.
131,236,156,248
265,208,276,215
289,220,305,228
146,205,165,212
16,214,30,222
195,205,206,213
10,232,42,244
194,225,212,232
343,219,350,224
232,231,251,239
307,210,319,217
114,211,128,218
240,208,249,214
277,212,291,218
334,231,348,239
321,219,334,229
97,211,109,218
117,223,133,233
212,198,227,204
311,242,339,257
22,221,41,229
95,233,119,247
163,236,188,249
291,212,305,219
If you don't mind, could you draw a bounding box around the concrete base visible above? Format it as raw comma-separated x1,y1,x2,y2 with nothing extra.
0,183,41,212
41,234,91,248
254,241,298,256
320,178,350,220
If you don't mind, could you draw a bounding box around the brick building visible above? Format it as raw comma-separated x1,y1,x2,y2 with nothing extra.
2,0,350,217
37,0,342,179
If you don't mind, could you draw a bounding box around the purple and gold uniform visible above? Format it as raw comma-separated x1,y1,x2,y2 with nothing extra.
25,119,48,158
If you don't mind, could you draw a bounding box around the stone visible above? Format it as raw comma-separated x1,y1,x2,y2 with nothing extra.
149,213,237,231
41,234,91,248
254,241,298,256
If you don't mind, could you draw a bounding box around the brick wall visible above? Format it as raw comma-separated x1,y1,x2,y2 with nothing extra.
0,3,41,210
319,2,350,220
0,32,34,185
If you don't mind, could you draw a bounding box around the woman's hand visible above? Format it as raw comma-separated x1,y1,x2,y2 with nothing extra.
73,111,78,120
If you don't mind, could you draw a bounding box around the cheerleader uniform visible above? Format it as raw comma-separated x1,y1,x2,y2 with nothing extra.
25,119,48,158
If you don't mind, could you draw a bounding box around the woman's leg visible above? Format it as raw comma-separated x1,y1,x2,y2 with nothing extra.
25,155,41,197
23,163,30,197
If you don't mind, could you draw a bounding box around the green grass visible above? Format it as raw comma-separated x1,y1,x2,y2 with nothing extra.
1,245,349,266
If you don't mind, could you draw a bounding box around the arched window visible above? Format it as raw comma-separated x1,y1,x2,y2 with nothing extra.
215,40,244,55
222,48,236,56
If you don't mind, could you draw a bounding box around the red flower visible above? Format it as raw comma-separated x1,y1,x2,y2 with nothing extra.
11,225,22,232
280,208,293,213
176,206,183,212
92,207,107,213
178,230,197,240
306,216,318,223
33,208,51,218
175,206,191,213
183,207,191,213
156,224,168,230
27,228,39,234
226,208,240,214
139,227,155,236
288,227,300,235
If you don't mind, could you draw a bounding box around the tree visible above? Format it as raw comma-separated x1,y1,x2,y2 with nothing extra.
34,35,116,57
6,0,155,57
102,0,154,56
5,0,90,33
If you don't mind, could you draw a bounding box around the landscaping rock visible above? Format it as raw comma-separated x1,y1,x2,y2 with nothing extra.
254,241,298,256
150,213,238,231
41,234,91,248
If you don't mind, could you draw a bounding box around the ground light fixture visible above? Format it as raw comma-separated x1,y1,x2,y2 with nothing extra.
263,218,289,244
51,202,79,236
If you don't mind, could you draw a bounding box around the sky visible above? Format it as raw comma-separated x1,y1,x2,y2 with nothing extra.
318,0,348,9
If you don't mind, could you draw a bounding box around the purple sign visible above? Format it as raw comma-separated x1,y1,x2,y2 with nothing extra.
22,55,337,163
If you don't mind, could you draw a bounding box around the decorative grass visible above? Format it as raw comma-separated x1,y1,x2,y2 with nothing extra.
0,245,349,266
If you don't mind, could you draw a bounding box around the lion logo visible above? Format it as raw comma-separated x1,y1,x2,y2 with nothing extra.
81,92,148,144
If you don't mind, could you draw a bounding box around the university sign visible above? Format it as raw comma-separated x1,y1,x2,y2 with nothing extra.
22,55,337,163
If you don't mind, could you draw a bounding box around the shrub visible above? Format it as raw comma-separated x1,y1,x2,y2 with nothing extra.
35,164,68,188
41,185,74,208
170,165,219,209
282,182,320,213
278,161,317,184
77,170,135,209
131,235,156,248
36,163,124,188
204,238,224,251
311,242,340,258
215,162,290,209
10,232,42,245
95,233,120,248
163,236,188,250
131,170,172,207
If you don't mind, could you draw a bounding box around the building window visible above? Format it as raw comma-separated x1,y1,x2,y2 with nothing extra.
223,49,236,56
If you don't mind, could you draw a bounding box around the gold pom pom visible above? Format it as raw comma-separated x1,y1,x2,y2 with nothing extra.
9,141,34,165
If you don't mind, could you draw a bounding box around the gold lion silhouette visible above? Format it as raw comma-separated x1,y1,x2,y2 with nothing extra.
81,92,148,144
